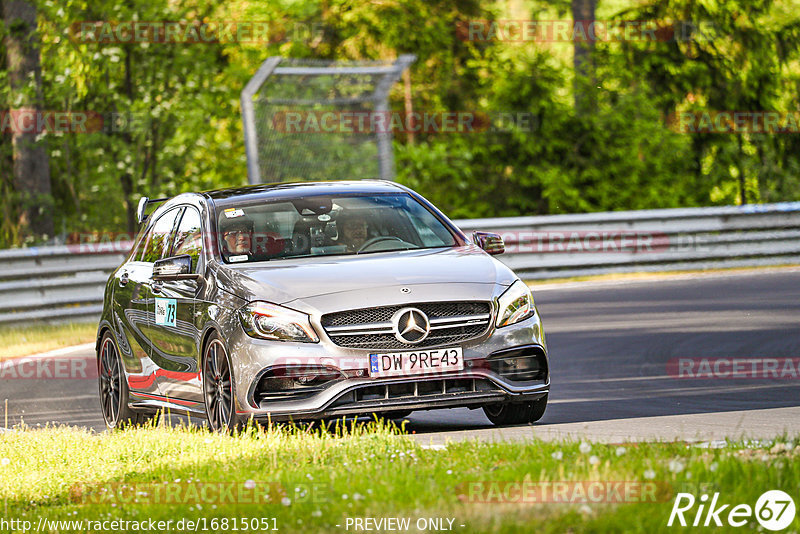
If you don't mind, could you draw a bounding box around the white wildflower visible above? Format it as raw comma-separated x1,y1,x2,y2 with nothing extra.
668,459,684,473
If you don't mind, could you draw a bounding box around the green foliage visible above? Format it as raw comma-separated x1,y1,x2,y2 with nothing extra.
398,39,696,215
612,0,800,204
34,0,247,236
1,0,800,246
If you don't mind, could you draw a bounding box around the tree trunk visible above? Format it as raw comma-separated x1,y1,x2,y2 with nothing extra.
737,135,747,205
2,0,53,238
121,46,136,234
572,0,597,113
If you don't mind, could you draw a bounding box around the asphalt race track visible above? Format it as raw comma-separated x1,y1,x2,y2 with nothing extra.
2,268,800,444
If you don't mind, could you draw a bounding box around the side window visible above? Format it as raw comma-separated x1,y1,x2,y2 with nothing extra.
129,228,149,261
172,207,203,272
136,226,154,262
140,208,181,263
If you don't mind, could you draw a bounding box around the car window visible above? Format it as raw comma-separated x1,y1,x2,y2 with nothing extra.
407,210,454,247
215,193,457,263
172,207,203,272
139,208,181,263
128,228,148,261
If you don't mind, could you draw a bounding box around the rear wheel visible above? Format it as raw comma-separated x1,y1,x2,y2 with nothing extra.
203,333,246,432
98,333,156,429
482,394,548,426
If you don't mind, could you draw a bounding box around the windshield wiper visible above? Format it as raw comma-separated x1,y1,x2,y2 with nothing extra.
356,246,414,255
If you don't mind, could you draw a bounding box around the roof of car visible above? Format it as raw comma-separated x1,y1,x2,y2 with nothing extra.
202,180,408,206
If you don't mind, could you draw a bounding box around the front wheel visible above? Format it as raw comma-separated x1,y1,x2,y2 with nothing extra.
98,333,156,429
381,410,412,420
482,394,548,426
203,333,246,433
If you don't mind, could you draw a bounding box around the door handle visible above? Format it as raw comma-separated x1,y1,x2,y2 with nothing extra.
119,272,129,287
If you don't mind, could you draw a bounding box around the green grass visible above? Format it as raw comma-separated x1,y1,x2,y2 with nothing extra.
0,323,97,360
0,422,798,532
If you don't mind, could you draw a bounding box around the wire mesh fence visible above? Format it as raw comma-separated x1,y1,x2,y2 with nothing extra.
241,56,416,184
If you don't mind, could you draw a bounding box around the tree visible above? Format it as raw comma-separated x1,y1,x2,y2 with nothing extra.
614,0,800,205
572,0,597,113
1,0,53,238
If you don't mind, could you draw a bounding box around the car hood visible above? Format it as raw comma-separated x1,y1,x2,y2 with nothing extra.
216,245,516,307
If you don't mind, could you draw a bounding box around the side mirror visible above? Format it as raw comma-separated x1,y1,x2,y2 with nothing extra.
153,255,201,281
473,231,505,255
136,197,149,224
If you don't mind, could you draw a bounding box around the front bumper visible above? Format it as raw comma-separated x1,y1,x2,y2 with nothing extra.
229,313,548,420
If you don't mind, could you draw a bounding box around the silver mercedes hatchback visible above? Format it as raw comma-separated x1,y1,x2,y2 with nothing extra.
97,180,549,431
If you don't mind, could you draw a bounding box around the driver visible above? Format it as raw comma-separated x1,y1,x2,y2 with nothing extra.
220,214,255,259
338,212,369,252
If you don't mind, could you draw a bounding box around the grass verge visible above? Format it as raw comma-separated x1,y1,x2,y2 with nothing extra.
0,323,96,360
0,422,797,532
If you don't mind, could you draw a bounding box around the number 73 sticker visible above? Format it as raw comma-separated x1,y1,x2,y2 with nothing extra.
155,298,177,326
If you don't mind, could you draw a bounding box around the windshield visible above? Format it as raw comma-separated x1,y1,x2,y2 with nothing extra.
215,193,457,263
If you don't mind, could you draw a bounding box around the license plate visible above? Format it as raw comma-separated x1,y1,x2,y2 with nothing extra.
368,347,463,378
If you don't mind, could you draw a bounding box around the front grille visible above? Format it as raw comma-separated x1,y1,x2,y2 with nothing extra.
321,301,493,350
322,302,489,327
329,378,501,408
330,329,486,350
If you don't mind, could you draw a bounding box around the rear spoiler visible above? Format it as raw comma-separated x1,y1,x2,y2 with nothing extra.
136,196,169,224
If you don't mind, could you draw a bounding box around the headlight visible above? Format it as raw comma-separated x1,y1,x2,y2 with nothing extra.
239,301,319,343
496,279,535,328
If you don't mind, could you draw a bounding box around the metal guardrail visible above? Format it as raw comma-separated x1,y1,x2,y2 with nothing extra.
0,202,798,325
456,201,800,279
0,243,130,325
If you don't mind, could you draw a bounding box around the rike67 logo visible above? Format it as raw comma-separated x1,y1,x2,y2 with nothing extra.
668,490,796,530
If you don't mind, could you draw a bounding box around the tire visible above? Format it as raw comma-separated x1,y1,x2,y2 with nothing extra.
98,332,157,429
202,332,246,433
482,394,548,426
382,410,412,420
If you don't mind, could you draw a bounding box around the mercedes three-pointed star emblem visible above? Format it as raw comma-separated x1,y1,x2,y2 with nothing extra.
391,307,430,344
